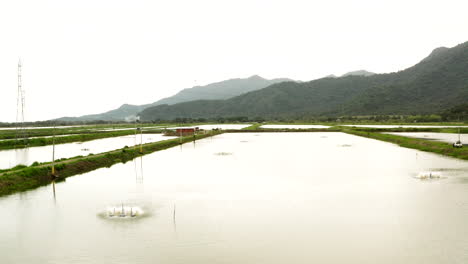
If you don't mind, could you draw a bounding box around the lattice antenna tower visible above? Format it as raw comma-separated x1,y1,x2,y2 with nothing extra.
15,59,28,145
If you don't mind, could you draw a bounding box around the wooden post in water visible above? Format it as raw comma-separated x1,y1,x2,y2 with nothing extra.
139,127,143,153
51,126,56,177
134,121,138,152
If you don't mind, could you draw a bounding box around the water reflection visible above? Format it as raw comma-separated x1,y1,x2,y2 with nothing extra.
52,181,56,203
134,156,144,184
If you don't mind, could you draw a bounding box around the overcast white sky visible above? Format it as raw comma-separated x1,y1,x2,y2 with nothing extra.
1,0,467,122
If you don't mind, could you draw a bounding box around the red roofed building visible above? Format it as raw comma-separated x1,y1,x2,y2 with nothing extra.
176,128,197,136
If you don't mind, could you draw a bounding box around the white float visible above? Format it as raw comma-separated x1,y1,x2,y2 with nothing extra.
106,204,143,218
416,171,442,179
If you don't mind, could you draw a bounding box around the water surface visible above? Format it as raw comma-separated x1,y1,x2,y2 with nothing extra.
387,132,467,144
0,134,174,169
261,124,330,129
1,132,468,263
343,124,468,128
173,124,251,130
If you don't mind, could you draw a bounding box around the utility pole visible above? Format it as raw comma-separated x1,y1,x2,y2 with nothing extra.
15,59,28,146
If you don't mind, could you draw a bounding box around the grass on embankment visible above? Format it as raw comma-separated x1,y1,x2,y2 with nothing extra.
0,129,165,150
0,123,184,140
242,123,263,130
344,129,468,161
0,132,220,197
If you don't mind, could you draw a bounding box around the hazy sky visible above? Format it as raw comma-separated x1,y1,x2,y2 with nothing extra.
1,0,467,122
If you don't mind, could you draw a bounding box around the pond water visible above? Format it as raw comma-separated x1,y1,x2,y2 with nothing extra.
261,124,330,129
0,134,72,142
1,132,468,264
0,134,174,169
172,124,251,130
342,124,468,128
387,132,467,144
0,125,89,131
93,126,168,132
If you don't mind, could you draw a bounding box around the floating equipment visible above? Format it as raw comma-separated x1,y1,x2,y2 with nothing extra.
119,203,126,217
106,204,142,218
453,141,463,148
453,128,463,148
108,208,115,217
417,171,442,179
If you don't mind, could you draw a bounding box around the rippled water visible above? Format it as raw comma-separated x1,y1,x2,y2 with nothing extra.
387,132,467,144
0,134,174,169
1,132,468,263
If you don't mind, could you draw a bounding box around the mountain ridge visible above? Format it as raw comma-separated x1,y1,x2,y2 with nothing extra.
56,75,294,121
138,41,468,120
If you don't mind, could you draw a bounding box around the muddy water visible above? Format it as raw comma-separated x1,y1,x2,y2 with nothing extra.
387,132,467,144
1,132,468,263
261,124,330,129
0,134,174,169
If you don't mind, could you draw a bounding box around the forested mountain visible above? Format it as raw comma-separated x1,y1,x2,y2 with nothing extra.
139,41,468,121
56,75,292,121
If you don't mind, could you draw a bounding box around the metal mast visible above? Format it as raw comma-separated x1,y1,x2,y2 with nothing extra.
15,59,28,145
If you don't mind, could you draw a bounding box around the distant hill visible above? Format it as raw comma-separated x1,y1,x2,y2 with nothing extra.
56,75,293,121
153,75,292,105
139,41,468,120
56,104,146,122
322,70,375,79
341,70,375,77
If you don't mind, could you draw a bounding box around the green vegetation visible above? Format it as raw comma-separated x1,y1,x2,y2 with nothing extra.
243,123,263,130
344,129,468,161
0,123,170,140
139,41,468,121
0,130,161,150
0,132,221,197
